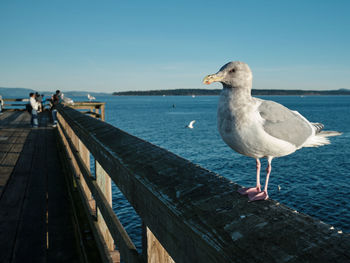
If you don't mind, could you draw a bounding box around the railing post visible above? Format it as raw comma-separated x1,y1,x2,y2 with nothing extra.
144,227,174,263
78,139,96,213
95,161,114,251
100,104,105,121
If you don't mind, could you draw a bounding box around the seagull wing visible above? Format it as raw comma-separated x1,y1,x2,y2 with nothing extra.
189,120,196,126
258,100,313,148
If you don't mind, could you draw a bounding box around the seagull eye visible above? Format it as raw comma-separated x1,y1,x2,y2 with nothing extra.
229,68,236,73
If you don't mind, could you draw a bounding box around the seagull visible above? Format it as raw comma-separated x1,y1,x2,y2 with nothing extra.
186,120,196,129
203,61,341,201
88,94,96,101
61,93,74,104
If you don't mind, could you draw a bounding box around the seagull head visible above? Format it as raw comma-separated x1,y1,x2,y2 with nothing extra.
203,61,252,89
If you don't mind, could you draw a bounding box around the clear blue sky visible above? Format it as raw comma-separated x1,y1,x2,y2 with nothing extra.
1,0,349,92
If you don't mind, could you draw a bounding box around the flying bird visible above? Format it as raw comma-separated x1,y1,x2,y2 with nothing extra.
186,120,196,129
88,94,96,101
203,61,341,201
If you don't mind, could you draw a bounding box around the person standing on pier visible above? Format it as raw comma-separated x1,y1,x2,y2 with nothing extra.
29,92,39,128
35,92,43,112
50,90,61,127
40,94,46,111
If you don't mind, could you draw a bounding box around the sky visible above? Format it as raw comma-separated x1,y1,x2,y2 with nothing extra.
1,0,349,93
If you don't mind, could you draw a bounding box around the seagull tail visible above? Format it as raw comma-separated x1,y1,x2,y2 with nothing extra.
319,130,342,137
303,130,342,147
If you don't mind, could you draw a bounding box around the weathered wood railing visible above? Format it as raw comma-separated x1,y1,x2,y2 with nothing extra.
2,98,29,109
55,104,350,263
1,98,105,120
3,98,52,111
70,102,106,121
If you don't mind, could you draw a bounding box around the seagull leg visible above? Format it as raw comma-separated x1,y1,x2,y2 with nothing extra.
249,157,272,201
238,159,261,195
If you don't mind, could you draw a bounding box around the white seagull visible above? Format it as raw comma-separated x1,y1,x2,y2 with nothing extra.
186,120,196,129
61,93,74,104
203,61,341,201
88,94,96,101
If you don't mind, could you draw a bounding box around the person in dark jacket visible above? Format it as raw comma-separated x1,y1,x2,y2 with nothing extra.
50,90,61,127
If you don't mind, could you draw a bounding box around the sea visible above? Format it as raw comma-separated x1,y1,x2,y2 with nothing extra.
73,95,350,250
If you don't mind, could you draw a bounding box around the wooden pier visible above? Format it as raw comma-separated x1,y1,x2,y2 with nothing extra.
0,100,350,263
0,110,82,262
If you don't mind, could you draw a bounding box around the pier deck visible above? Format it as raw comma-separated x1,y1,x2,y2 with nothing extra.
0,111,80,263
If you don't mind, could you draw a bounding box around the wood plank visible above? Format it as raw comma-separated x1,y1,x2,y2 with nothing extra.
3,104,27,107
3,99,29,102
0,112,81,263
45,121,80,263
11,125,49,262
146,228,174,263
57,118,140,262
55,131,105,263
0,127,37,263
0,111,22,124
96,161,114,251
0,110,12,121
0,112,31,196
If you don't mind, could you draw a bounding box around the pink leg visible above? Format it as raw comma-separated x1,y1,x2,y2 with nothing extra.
238,159,262,195
249,157,272,201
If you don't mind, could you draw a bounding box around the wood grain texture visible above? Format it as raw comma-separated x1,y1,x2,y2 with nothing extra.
0,111,80,263
57,120,140,262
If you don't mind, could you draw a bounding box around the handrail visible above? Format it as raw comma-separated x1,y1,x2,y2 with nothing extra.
58,121,140,262
71,102,105,121
3,98,29,101
2,98,29,110
1,98,105,120
2,98,45,111
55,103,350,263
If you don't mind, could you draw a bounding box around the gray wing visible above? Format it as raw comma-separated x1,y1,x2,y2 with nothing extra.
258,100,313,147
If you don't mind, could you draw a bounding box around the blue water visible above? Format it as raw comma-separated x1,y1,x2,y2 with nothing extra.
75,95,350,250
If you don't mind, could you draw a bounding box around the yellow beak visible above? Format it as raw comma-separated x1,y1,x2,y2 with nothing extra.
202,73,224,85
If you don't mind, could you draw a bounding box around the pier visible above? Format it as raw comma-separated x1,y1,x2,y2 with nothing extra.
0,99,350,263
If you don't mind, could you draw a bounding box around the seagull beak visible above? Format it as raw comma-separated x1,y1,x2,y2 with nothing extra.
203,73,224,85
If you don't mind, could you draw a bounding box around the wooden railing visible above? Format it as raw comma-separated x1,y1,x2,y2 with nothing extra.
55,104,350,263
70,102,106,121
2,98,29,110
1,98,105,120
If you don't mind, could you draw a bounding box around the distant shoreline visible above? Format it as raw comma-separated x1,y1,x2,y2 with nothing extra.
2,87,350,97
113,88,350,96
